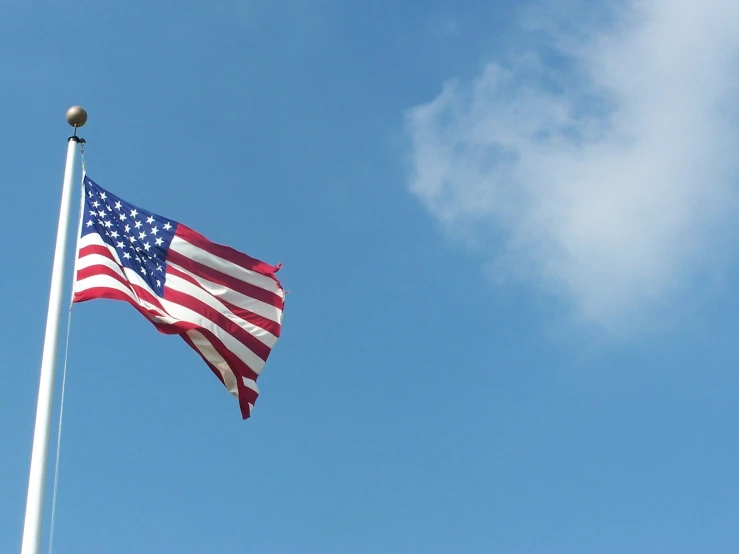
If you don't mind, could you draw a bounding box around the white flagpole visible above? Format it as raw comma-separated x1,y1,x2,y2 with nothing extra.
21,106,88,554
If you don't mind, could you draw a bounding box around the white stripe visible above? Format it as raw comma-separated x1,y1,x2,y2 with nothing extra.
242,376,260,395
76,252,124,277
77,235,162,301
168,260,283,325
158,297,267,374
79,233,282,326
170,236,284,298
186,330,239,398
166,273,278,347
77,233,268,374
76,252,152,294
77,273,266,374
75,251,167,315
76,274,254,404
78,233,124,265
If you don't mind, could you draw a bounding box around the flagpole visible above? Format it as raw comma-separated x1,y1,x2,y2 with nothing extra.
20,106,88,554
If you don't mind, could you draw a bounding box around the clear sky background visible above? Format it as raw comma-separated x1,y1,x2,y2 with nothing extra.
2,1,739,553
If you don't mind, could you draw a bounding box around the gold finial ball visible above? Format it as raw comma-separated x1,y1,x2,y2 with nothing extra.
66,106,88,128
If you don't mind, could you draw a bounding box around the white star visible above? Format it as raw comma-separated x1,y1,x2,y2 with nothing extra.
116,241,125,249
130,209,138,218
98,210,106,218
114,201,122,210
150,226,159,235
92,200,100,208
140,267,147,275
124,224,131,233
163,222,172,231
110,230,119,239
85,220,93,228
156,264,163,272
134,220,143,229
89,210,96,217
155,237,164,246
88,191,94,198
129,235,137,243
156,280,161,287
100,192,107,200
123,252,131,260
119,213,127,221
146,216,155,224
97,220,104,226
104,221,113,228
138,231,146,240
143,242,151,251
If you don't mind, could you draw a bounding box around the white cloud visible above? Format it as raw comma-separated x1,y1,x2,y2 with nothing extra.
406,0,739,331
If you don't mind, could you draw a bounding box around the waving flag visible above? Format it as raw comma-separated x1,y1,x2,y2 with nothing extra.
73,175,285,419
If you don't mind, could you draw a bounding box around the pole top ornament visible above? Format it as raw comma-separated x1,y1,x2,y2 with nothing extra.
66,106,87,128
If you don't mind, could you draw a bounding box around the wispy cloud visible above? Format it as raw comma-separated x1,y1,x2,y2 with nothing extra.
406,0,739,332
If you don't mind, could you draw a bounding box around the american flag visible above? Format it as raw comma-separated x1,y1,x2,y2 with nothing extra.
73,175,285,419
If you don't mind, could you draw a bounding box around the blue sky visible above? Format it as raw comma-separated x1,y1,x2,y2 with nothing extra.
2,1,739,552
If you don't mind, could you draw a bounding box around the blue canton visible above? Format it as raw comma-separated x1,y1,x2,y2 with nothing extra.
81,176,178,297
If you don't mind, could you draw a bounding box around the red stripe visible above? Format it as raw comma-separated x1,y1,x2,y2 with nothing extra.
77,256,272,362
181,333,226,386
73,287,180,335
221,298,281,337
75,261,169,316
76,265,134,297
167,264,281,337
190,326,260,383
79,245,283,333
184,345,255,420
181,333,256,420
75,284,261,383
176,224,282,281
77,286,257,419
164,287,272,362
236,377,255,420
167,249,284,310
79,244,116,259
75,233,271,420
